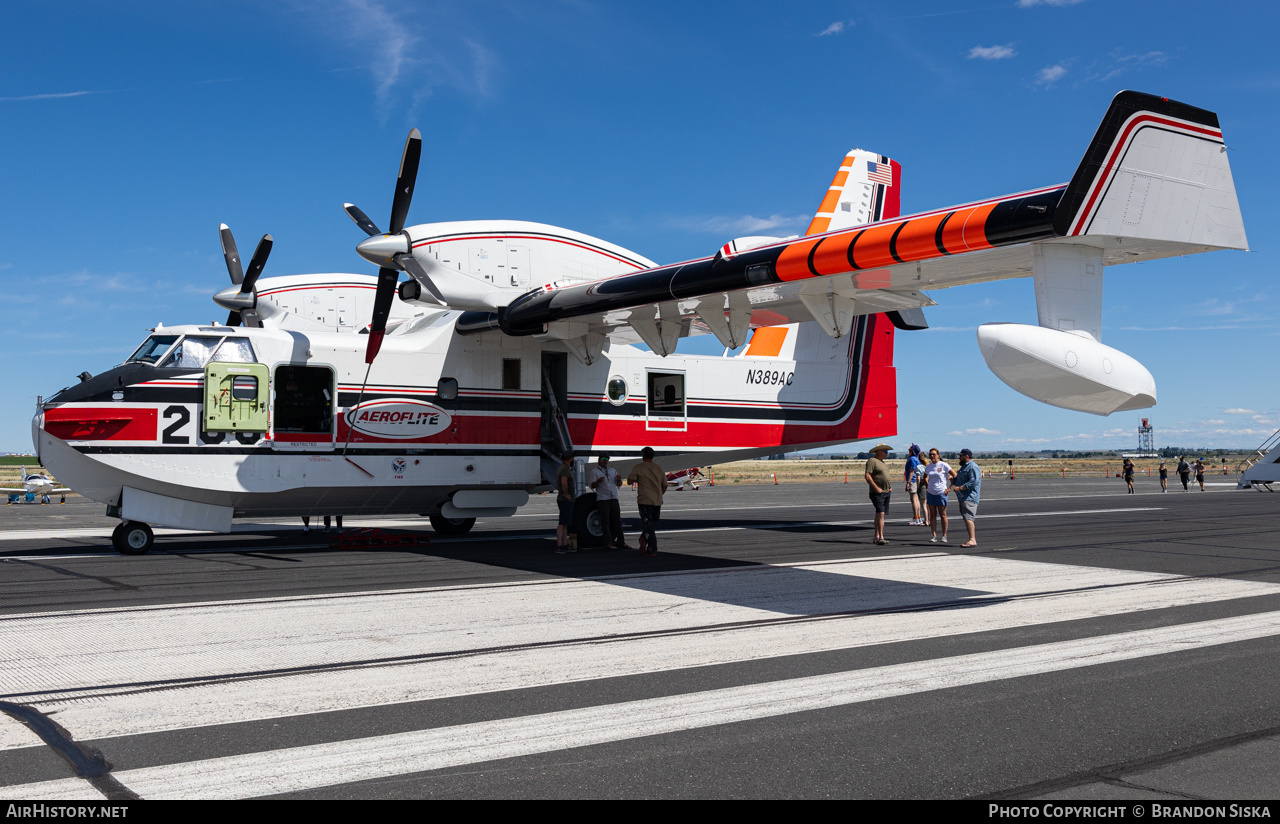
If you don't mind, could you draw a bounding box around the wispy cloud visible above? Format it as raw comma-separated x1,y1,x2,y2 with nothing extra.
0,90,117,103
299,0,498,121
1036,64,1068,85
1225,408,1258,415
671,214,810,235
1083,49,1169,83
968,44,1016,60
817,20,854,36
949,427,1002,435
1018,0,1087,7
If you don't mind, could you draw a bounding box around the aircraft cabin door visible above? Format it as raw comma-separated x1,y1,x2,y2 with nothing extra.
271,364,336,451
540,351,570,460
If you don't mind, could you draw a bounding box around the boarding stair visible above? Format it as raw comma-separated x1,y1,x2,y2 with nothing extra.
540,366,575,488
1237,427,1280,490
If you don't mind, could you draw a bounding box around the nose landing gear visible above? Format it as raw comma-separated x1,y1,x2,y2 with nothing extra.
112,521,154,555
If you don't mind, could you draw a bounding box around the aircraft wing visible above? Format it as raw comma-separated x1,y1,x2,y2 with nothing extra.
484,91,1245,358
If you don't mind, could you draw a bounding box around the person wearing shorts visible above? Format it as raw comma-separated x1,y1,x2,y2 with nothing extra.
864,443,893,545
555,451,577,554
924,448,954,543
904,444,924,526
1159,461,1168,492
951,448,981,547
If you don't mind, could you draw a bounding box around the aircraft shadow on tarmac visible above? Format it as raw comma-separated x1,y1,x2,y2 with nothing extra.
234,523,994,617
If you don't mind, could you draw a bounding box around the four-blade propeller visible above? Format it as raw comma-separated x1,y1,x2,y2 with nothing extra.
213,224,273,327
211,128,428,351
345,128,428,364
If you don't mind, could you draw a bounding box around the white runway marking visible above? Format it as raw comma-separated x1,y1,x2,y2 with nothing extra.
8,610,1280,800
0,506,1164,554
1,553,1275,751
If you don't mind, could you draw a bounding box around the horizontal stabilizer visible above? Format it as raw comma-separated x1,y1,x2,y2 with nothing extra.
1055,91,1247,250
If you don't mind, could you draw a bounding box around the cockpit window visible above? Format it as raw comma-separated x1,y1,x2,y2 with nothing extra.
125,335,179,365
212,337,255,363
161,336,225,369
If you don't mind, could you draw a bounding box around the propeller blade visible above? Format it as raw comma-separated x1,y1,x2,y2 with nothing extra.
387,128,421,235
226,310,242,327
396,252,446,304
240,234,273,294
364,266,400,364
343,203,381,237
219,224,244,286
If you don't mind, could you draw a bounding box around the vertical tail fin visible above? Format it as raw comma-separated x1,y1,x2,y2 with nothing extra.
805,150,901,235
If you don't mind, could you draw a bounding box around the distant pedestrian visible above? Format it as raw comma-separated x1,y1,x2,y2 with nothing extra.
555,451,577,554
301,516,312,534
1177,457,1191,491
323,515,343,533
864,443,893,545
587,454,627,549
1123,458,1135,494
951,448,982,547
627,447,665,555
1159,461,1168,493
904,444,925,526
924,448,955,543
1194,458,1206,491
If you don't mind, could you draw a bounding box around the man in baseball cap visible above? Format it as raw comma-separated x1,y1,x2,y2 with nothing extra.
864,444,894,544
951,448,982,547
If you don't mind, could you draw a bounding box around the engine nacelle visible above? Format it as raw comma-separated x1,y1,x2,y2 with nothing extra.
976,323,1155,416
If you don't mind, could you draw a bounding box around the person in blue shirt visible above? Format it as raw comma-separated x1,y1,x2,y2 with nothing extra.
950,448,982,547
903,444,924,526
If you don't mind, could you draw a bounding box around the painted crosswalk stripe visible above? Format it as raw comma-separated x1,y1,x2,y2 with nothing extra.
8,610,1280,800
2,554,1277,750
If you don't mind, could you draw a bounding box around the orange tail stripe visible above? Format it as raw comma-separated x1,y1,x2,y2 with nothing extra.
816,189,842,215
744,325,788,357
850,222,901,270
805,217,832,235
776,237,823,280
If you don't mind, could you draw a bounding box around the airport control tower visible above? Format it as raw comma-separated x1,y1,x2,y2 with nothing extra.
1138,418,1156,456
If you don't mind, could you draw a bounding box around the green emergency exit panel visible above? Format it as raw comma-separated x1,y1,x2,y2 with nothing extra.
204,362,269,431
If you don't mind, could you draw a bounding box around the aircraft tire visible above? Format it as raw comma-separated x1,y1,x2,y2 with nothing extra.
571,493,608,548
112,521,154,555
429,514,476,535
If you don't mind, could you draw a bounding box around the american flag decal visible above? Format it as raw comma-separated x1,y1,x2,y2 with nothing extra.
867,161,893,186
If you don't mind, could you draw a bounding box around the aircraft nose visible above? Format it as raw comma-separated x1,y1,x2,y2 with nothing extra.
356,233,410,266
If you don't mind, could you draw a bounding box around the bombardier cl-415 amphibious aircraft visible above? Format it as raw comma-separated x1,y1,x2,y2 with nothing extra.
32,91,1246,554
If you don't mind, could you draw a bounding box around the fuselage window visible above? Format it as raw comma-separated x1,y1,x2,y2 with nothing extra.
502,358,521,391
437,377,459,400
607,376,628,406
273,365,334,434
126,335,179,365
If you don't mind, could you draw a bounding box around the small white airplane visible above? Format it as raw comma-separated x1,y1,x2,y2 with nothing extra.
31,91,1247,554
666,467,705,491
2,466,70,502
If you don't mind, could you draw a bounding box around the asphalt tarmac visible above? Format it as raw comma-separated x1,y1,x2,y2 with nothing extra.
1,474,1278,801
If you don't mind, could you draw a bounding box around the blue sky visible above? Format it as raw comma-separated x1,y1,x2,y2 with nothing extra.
2,0,1276,454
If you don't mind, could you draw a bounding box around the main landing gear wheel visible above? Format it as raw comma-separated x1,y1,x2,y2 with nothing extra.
112,521,154,555
571,492,608,549
429,514,476,535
